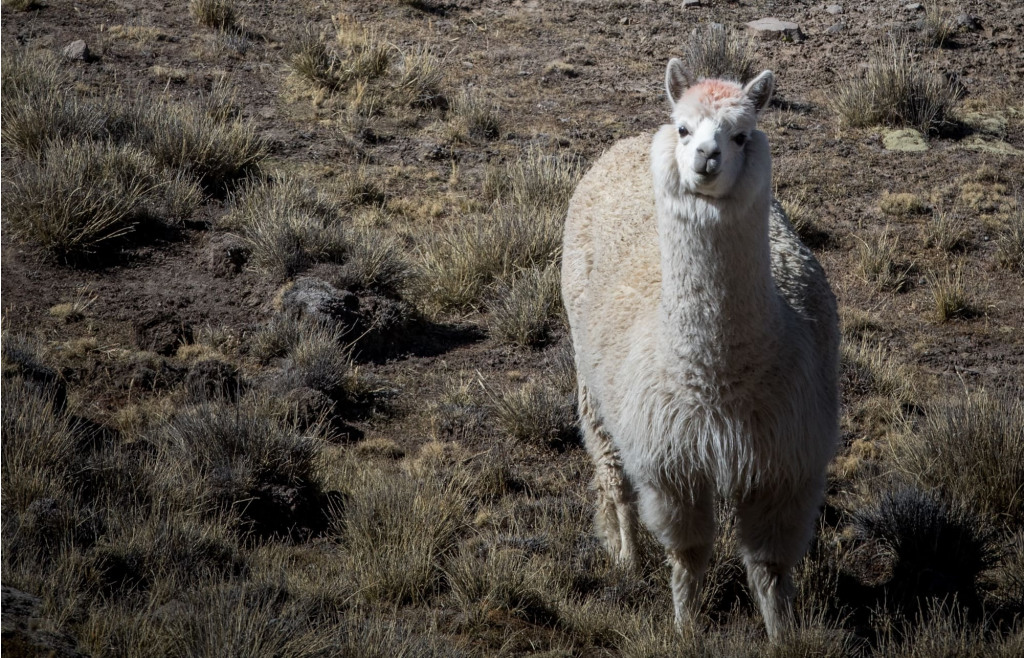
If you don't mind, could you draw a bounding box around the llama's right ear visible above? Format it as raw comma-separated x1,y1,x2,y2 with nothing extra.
665,58,694,105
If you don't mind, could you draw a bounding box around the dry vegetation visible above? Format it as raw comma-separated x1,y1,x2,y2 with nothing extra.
2,1,1023,656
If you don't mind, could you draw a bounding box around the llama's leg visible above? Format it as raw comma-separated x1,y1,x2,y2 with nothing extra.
636,480,715,632
578,383,638,568
735,481,824,641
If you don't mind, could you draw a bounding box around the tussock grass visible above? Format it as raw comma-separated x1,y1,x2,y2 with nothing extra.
488,264,564,347
393,46,446,108
880,192,930,217
1,377,79,512
926,260,975,321
189,0,235,30
446,90,502,142
415,151,582,315
894,391,1024,524
127,100,265,191
923,206,969,252
342,467,469,604
922,4,957,48
856,227,912,292
228,176,406,285
831,37,960,134
848,485,994,613
995,202,1024,273
2,140,161,257
684,23,758,84
228,177,346,278
446,545,557,626
491,379,577,450
289,25,391,94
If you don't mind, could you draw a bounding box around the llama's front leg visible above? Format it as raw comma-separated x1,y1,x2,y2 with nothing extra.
636,481,715,632
736,481,824,641
579,384,639,568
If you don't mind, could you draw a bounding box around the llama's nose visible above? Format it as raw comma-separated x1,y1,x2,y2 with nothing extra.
693,145,721,175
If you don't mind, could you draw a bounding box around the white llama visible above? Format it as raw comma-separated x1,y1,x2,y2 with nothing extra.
561,60,839,639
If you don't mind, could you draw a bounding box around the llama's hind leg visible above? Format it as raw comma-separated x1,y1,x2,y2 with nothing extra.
735,481,824,641
636,480,715,632
579,384,639,568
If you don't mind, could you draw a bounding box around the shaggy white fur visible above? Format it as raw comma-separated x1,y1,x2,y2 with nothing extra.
561,59,839,640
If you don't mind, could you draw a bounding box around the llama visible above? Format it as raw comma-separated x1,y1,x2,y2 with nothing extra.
560,59,839,639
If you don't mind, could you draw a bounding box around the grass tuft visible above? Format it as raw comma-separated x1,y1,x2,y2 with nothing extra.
995,202,1024,273
2,139,161,257
856,227,912,292
830,37,960,134
684,23,758,84
491,379,577,450
894,390,1024,524
189,0,235,30
488,264,564,348
926,260,975,321
923,206,969,252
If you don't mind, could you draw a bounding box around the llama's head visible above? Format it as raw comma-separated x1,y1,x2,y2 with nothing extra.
663,59,774,199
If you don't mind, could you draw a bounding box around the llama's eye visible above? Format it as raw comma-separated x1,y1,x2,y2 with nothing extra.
733,133,748,146
677,126,689,138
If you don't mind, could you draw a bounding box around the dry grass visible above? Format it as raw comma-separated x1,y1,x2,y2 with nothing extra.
491,378,577,450
856,228,912,292
926,260,975,322
921,4,957,48
831,37,960,134
414,151,582,315
189,0,235,30
880,192,930,217
923,206,970,252
894,390,1024,524
2,140,161,257
446,90,502,142
487,264,564,348
995,202,1024,272
684,23,758,84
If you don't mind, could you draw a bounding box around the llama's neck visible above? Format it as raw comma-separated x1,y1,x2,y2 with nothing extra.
651,126,781,392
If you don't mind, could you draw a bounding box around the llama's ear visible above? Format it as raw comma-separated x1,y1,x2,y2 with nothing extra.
743,70,775,113
665,58,694,105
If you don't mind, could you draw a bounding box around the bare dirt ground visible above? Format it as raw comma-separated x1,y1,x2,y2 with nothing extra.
3,0,1024,656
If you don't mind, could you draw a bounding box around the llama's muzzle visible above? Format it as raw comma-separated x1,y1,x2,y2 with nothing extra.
693,145,721,175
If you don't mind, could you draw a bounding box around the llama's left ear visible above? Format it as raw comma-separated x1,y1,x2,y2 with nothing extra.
744,70,775,114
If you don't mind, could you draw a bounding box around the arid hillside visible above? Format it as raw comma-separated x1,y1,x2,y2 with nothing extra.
2,0,1023,656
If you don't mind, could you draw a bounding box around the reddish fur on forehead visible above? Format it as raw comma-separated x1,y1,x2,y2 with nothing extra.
682,79,745,110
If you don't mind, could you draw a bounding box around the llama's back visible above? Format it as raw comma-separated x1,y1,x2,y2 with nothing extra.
767,202,840,390
561,134,660,374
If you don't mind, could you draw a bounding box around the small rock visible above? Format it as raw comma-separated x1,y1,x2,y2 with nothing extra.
619,16,629,24
883,129,929,152
955,13,981,31
205,233,250,277
825,4,843,15
61,39,90,61
826,21,846,34
904,2,923,11
277,278,361,330
683,0,701,8
746,18,805,42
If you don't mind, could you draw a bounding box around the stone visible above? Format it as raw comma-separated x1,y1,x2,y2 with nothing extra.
961,137,1022,156
955,13,982,31
904,2,923,11
277,278,361,330
883,129,929,152
826,21,846,34
62,39,90,61
746,18,805,42
205,233,250,277
683,0,701,8
825,4,843,15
